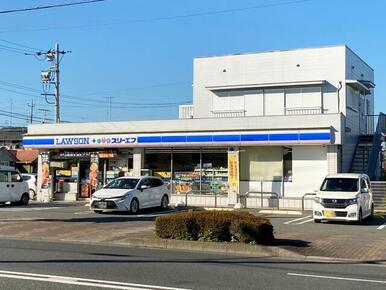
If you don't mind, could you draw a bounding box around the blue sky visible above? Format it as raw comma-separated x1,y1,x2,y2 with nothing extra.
0,0,385,126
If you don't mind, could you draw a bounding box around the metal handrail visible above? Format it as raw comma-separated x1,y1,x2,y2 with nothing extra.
301,192,316,211
367,113,386,180
244,191,279,210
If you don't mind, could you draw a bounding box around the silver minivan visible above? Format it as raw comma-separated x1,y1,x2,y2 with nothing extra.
0,166,30,205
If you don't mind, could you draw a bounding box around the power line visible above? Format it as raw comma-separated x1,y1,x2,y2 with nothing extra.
0,37,42,51
0,0,312,33
0,0,107,15
0,79,190,107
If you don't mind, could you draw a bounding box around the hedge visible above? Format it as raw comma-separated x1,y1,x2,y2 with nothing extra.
155,211,274,244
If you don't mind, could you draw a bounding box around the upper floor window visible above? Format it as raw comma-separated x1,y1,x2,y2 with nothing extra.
285,87,322,115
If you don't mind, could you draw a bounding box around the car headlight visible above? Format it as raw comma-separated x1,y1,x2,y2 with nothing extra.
347,198,358,205
113,195,127,200
314,197,322,204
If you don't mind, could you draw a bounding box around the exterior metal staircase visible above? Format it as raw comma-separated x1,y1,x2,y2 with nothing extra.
370,182,386,212
350,135,373,174
350,113,386,180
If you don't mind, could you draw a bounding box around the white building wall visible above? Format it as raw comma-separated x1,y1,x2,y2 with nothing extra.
193,46,346,118
284,146,328,197
327,145,340,174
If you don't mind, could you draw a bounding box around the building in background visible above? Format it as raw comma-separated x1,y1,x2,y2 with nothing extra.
0,127,26,149
23,45,381,207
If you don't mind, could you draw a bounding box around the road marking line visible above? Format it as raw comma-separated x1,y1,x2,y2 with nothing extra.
0,270,191,290
287,272,386,284
377,223,386,230
0,207,60,212
296,218,314,225
284,215,311,224
74,211,93,215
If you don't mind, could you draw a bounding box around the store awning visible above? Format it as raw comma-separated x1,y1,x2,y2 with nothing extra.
9,149,39,163
206,80,326,91
346,80,375,95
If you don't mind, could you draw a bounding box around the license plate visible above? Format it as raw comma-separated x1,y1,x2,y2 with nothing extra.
324,210,336,217
98,202,107,209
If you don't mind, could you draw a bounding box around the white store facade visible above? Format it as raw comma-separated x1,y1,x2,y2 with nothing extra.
23,45,375,206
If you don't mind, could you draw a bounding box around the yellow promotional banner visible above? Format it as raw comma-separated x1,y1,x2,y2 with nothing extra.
228,151,239,196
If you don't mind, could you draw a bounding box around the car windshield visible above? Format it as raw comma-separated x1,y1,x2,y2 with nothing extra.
104,178,139,189
320,178,358,192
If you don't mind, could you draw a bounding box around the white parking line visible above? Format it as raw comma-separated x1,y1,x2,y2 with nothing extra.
0,207,60,212
0,269,191,290
284,215,312,224
296,218,314,225
377,223,386,230
288,272,386,284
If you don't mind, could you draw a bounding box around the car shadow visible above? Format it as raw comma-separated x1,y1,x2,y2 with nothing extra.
321,215,386,226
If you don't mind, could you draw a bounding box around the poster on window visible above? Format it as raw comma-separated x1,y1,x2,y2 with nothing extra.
227,151,239,198
41,152,50,189
88,153,99,196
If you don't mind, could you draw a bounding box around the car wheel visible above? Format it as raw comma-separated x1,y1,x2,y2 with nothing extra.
357,209,363,225
29,189,36,200
130,198,139,214
20,193,29,206
161,195,169,209
370,204,374,219
314,219,321,223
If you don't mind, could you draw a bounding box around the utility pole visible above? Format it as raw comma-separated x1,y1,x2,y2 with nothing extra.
104,97,115,121
38,43,71,123
39,109,49,124
10,98,13,127
27,99,35,124
54,43,60,123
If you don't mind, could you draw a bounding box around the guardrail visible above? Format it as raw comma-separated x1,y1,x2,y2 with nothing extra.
183,189,220,208
302,192,316,211
241,191,279,210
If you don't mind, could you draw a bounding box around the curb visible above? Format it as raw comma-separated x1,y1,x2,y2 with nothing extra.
258,210,303,215
113,237,304,259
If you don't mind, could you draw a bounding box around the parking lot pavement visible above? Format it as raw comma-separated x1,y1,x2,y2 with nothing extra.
0,204,385,261
0,202,185,246
260,211,386,260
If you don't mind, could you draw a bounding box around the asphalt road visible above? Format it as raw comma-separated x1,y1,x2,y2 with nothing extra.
0,238,384,290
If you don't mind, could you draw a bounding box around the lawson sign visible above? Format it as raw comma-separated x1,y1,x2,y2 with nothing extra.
23,129,332,148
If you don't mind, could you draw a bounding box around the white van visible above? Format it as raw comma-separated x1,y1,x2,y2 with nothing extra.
313,173,373,223
0,166,30,205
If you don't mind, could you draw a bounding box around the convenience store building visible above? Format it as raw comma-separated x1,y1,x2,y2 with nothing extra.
23,45,375,205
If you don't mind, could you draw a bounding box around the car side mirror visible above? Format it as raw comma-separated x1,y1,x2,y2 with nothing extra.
361,188,369,194
140,185,149,191
314,188,319,193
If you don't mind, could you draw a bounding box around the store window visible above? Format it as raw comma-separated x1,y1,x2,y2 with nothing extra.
240,147,283,181
173,152,200,194
145,151,171,188
202,152,228,195
144,148,228,195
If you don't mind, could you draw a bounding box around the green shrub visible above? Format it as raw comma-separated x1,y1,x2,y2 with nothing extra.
155,211,273,244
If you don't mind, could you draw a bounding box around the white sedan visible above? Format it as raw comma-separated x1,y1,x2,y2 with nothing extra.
90,176,170,214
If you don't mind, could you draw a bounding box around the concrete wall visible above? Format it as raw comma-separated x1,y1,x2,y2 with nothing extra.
284,146,328,197
193,46,346,118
